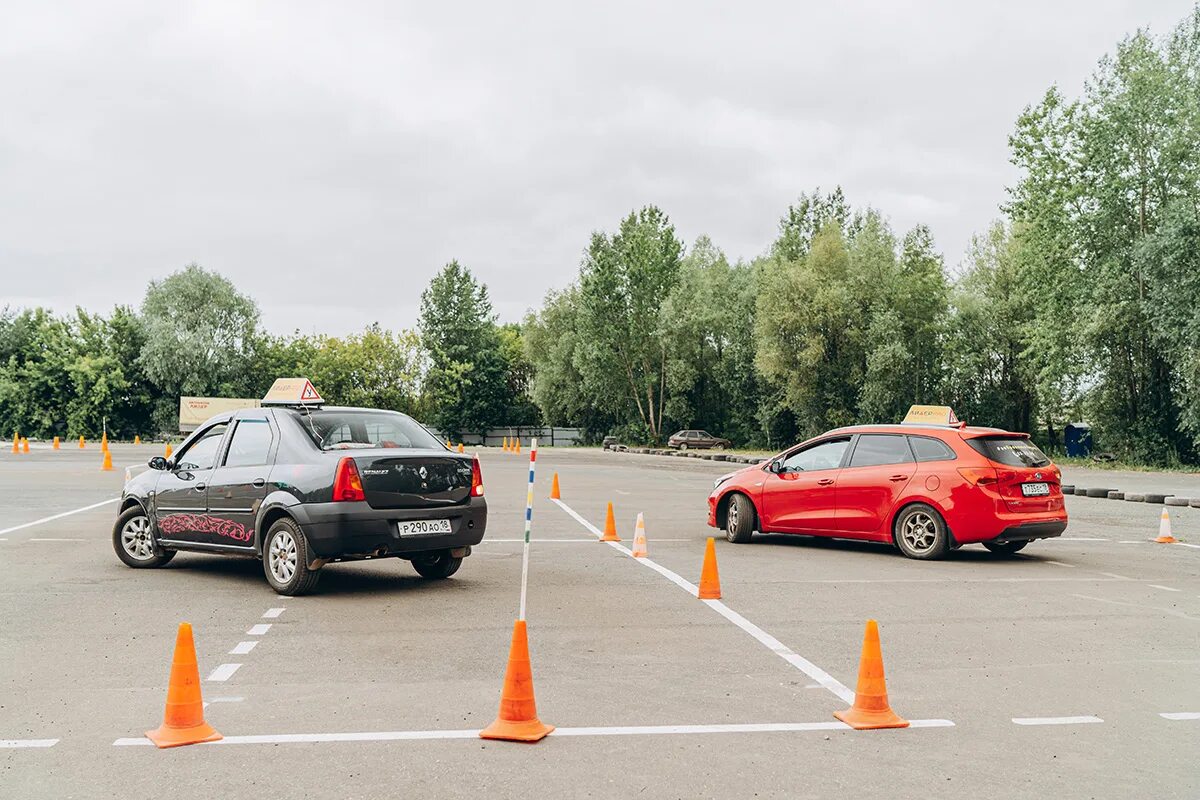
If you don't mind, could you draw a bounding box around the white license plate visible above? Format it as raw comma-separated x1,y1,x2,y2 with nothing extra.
1021,482,1050,497
397,519,453,536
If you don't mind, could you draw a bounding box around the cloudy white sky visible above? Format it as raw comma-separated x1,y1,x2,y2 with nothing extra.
1,1,1192,334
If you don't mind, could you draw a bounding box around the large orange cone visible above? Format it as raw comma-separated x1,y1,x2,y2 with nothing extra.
698,537,721,599
631,512,648,558
145,622,222,748
479,620,554,742
600,502,620,542
550,472,561,500
101,431,109,452
833,620,909,730
1156,507,1177,544
53,436,60,450
101,449,113,471
21,437,29,454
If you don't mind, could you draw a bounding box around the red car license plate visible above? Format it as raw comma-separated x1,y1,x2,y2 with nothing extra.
1021,482,1050,497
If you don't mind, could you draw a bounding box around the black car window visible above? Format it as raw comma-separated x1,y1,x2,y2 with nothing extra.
848,434,914,468
908,435,956,462
224,419,273,468
297,410,443,450
780,438,850,472
967,436,1051,467
697,431,712,439
175,423,228,471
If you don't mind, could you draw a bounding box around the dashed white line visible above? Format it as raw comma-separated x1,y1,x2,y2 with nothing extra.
206,663,242,682
1174,542,1200,549
1147,584,1181,592
1160,712,1200,721
0,497,118,536
247,624,272,636
114,719,955,746
1012,716,1103,726
1058,537,1107,542
1044,560,1075,568
0,739,59,748
1097,572,1131,580
262,608,286,619
229,641,258,655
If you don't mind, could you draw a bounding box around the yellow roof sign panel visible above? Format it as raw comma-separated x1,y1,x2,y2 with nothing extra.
262,378,324,405
901,405,960,425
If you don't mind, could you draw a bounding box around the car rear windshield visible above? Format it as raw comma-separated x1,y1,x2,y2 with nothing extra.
967,436,1051,467
294,410,444,451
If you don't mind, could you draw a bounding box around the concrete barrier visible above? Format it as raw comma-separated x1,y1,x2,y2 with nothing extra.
1144,493,1172,504
1164,497,1189,507
1073,487,1088,496
1107,491,1125,500
1085,488,1112,498
1061,484,1075,494
1126,493,1147,502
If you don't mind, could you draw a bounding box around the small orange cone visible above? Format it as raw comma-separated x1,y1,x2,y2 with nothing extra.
600,502,620,542
698,537,721,599
21,437,29,454
550,472,561,500
79,435,85,449
1156,507,1177,543
10,433,17,454
631,512,648,557
833,620,909,730
165,443,173,459
101,449,113,471
134,435,141,445
458,442,465,453
515,440,521,454
502,436,509,452
479,619,554,742
53,436,60,450
145,622,222,748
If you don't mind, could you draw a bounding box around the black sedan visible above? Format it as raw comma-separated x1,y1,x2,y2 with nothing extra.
113,406,486,595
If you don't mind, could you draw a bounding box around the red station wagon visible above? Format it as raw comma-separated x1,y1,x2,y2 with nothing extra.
707,415,1067,559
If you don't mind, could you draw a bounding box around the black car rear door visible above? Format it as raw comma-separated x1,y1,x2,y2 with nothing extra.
204,416,276,548
155,422,229,542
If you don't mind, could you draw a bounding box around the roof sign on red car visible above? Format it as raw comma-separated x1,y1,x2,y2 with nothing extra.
901,405,960,426
261,377,325,407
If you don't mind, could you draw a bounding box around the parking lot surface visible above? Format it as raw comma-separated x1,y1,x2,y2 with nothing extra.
2,444,1197,798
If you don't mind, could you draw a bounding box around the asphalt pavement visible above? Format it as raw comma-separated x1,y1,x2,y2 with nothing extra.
1,443,1197,798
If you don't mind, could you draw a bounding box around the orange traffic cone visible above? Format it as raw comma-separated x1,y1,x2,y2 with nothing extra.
502,437,509,452
479,619,554,742
515,440,521,454
79,435,85,449
165,443,173,459
145,622,222,748
600,502,620,542
134,435,141,445
21,437,29,454
53,436,60,450
101,431,109,452
10,433,17,454
631,512,648,558
698,537,721,599
101,449,113,471
1156,507,1177,543
550,472,561,500
833,620,909,730
458,442,465,453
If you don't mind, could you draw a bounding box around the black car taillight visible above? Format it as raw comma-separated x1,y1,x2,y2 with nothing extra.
471,457,484,497
333,456,365,502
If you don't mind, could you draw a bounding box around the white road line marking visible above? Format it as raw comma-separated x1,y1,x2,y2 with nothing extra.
0,739,59,748
113,719,955,746
1097,572,1131,580
552,497,856,704
246,624,271,636
480,538,664,543
1071,594,1200,621
1148,584,1181,592
1057,537,1107,541
1012,716,1103,726
551,499,604,537
206,663,242,682
0,497,118,536
29,538,87,542
1160,712,1200,720
229,641,258,655
1044,560,1075,568
1118,540,1143,544
262,608,285,618
1175,542,1200,549
614,489,631,495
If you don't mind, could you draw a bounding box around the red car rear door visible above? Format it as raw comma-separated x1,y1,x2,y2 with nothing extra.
835,434,916,537
760,437,850,533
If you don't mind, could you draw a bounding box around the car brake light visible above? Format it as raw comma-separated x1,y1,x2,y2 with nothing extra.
957,466,998,487
333,457,365,501
471,457,484,497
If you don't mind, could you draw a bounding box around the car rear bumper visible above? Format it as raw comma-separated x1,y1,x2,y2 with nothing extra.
295,497,487,559
989,519,1068,543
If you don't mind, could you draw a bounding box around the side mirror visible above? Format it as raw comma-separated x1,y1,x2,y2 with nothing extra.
767,459,782,474
148,456,167,471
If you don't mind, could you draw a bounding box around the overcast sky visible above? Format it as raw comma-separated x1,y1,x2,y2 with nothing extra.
1,1,1192,335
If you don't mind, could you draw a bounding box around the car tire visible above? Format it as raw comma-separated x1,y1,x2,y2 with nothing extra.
983,540,1029,555
263,517,321,596
679,443,688,451
893,503,951,560
725,493,755,544
113,506,176,568
713,443,726,451
411,550,463,579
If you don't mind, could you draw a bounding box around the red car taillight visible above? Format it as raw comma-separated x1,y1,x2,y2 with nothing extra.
957,466,998,487
333,457,365,501
471,457,484,497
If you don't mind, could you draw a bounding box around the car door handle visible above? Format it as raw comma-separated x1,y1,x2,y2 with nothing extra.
252,478,266,488
194,483,206,491
889,474,909,482
816,478,835,486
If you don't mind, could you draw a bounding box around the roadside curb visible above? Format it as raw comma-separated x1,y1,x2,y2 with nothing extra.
605,448,767,466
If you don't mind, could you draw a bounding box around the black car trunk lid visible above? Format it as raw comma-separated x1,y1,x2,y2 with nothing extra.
354,452,473,509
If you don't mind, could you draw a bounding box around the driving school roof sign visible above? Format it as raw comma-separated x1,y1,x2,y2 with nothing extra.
261,378,324,406
901,405,960,426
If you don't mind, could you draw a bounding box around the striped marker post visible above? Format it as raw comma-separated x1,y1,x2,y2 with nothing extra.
518,437,538,621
